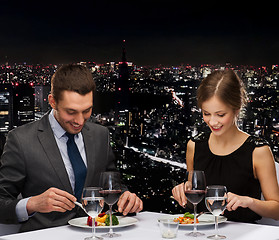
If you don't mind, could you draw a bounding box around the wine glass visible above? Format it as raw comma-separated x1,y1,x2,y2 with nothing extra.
185,170,206,237
99,171,122,238
82,187,104,240
205,185,228,239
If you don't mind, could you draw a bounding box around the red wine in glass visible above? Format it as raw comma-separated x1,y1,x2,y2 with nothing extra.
99,171,122,238
99,189,122,205
185,189,205,204
185,170,206,237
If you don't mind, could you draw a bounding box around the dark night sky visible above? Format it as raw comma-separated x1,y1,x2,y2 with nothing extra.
0,1,278,66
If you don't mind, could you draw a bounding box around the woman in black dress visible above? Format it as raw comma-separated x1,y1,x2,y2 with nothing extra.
172,69,279,223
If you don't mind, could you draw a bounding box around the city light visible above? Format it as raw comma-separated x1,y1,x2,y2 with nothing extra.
0,61,278,213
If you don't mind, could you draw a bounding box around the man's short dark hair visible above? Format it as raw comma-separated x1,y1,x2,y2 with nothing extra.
51,64,96,102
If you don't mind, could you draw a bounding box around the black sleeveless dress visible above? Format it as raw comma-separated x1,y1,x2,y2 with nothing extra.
192,132,269,223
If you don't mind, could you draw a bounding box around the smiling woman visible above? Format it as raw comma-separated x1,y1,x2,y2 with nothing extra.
201,96,238,138
172,69,279,223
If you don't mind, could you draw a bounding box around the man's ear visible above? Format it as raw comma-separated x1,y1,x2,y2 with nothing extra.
48,94,57,110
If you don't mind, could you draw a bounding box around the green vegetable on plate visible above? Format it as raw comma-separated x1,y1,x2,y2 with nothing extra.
105,214,119,226
183,212,194,219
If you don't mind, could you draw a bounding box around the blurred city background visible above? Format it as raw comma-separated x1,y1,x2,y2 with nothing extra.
0,43,278,214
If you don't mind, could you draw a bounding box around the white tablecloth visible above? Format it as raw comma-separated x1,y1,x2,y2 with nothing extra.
1,212,279,240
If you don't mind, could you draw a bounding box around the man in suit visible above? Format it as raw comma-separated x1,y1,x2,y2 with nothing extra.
0,64,143,232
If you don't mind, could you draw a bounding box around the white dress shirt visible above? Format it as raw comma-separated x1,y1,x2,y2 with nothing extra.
16,110,87,222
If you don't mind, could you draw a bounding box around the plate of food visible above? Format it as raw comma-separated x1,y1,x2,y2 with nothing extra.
68,212,138,229
171,212,227,227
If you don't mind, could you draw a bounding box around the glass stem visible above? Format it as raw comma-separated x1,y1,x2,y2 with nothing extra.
109,204,113,234
92,217,96,238
193,204,197,233
215,215,219,237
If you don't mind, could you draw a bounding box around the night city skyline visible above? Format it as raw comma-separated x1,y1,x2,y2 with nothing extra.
1,59,278,213
0,1,278,214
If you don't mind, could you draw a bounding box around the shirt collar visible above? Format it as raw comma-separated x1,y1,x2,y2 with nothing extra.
48,109,82,140
49,109,66,139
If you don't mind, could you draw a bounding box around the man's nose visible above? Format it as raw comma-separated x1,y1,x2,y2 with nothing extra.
74,114,84,125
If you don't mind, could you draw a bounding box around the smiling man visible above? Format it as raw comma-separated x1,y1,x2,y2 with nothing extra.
0,64,143,232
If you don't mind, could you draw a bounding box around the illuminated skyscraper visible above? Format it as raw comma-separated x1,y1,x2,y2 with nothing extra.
13,84,35,127
0,84,13,132
35,84,50,113
115,40,130,112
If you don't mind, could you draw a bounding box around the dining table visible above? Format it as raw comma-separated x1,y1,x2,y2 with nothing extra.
1,211,279,240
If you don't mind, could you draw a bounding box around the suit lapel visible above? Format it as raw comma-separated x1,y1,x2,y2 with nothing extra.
37,114,73,194
82,124,96,187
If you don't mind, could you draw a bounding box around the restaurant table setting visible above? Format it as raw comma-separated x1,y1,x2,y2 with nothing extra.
1,211,279,240
1,170,279,239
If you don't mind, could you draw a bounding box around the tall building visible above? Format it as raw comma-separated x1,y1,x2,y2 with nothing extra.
0,83,34,131
0,84,13,132
13,84,35,127
35,84,50,113
115,40,130,112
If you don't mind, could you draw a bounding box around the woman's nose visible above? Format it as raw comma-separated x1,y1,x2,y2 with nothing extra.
209,116,218,126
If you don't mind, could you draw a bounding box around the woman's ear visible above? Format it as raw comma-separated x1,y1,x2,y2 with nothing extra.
234,109,240,120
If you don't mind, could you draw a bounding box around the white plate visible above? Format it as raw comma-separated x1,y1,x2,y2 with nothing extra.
68,216,138,229
172,214,227,227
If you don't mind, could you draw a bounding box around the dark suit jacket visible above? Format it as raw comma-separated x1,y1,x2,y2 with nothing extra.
0,113,120,232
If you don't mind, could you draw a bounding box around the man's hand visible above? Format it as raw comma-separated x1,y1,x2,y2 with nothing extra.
117,191,143,216
26,187,77,215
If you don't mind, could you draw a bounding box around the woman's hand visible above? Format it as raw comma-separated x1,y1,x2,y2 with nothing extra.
172,183,187,207
226,192,253,211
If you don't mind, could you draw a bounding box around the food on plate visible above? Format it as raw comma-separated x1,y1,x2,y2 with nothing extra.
105,214,119,226
87,213,119,227
174,212,199,224
183,212,194,219
87,216,94,227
